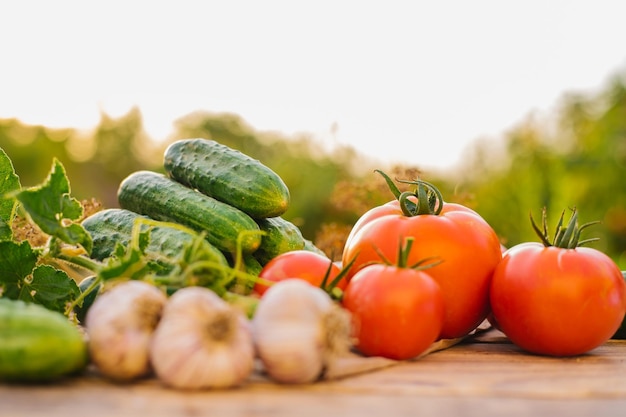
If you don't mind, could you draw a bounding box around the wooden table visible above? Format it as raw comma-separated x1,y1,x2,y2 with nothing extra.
2,330,625,417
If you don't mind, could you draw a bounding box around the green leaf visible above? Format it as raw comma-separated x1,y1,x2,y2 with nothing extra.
0,147,21,241
0,221,11,241
0,240,39,298
20,265,80,313
15,158,92,253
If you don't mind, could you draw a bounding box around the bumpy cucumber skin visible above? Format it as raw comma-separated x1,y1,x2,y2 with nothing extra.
0,299,88,382
81,208,229,270
117,171,261,255
253,216,305,265
163,138,290,219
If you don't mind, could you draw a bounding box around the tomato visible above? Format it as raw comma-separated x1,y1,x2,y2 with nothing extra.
343,200,402,249
612,271,626,339
254,250,345,296
342,263,444,360
342,202,502,340
490,242,626,356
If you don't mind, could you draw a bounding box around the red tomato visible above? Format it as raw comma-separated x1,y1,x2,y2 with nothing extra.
254,250,345,296
490,242,626,356
342,204,502,340
343,200,402,249
342,263,444,360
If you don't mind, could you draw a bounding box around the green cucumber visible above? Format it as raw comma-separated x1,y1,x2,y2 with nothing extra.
0,299,88,382
253,216,305,265
163,138,290,219
117,171,262,255
81,208,229,270
241,252,263,277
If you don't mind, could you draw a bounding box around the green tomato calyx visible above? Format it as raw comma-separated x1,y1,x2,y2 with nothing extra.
321,255,356,301
530,207,600,249
371,236,442,270
375,169,444,216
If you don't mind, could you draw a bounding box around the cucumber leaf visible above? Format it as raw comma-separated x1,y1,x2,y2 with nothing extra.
0,240,79,313
0,147,21,241
0,240,39,298
21,265,80,312
14,158,92,253
0,220,11,243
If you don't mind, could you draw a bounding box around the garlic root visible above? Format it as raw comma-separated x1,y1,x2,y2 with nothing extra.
85,280,167,381
252,279,353,384
149,286,255,389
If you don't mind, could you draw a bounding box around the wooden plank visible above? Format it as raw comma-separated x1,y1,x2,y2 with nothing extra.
334,340,626,399
2,334,626,417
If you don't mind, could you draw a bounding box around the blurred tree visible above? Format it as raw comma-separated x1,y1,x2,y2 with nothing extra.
459,74,626,267
557,78,626,264
0,119,75,189
1,108,162,208
84,107,163,207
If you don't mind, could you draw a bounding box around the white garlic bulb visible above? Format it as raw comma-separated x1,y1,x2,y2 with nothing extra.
149,286,255,389
85,280,167,381
252,279,353,384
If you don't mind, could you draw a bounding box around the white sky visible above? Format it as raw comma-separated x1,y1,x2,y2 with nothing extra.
1,1,625,170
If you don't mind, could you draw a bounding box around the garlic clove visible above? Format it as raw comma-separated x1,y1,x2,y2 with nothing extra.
150,286,255,390
251,279,353,384
254,322,326,384
84,280,167,381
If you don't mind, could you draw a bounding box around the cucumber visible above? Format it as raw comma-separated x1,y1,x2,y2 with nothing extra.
117,171,262,255
81,208,229,271
253,216,305,265
239,253,263,277
163,138,290,219
0,299,88,382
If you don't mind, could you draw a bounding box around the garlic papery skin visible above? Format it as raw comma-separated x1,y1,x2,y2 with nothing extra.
251,279,353,384
84,280,167,381
149,286,255,390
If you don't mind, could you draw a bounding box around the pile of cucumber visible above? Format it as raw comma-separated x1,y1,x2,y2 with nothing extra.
82,138,313,277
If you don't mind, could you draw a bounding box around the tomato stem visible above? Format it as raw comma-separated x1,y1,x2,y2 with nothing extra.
320,255,358,301
397,236,442,270
375,170,444,216
530,207,600,249
397,235,413,267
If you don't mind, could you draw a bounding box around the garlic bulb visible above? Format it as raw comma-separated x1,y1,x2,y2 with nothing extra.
252,279,353,384
149,286,255,389
85,280,167,381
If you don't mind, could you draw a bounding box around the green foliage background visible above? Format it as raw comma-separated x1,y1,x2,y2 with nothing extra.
2,70,626,268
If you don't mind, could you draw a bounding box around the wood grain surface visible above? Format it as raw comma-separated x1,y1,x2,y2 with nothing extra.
2,330,625,417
